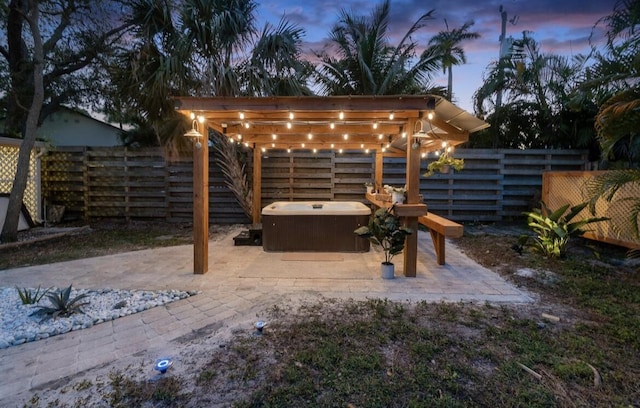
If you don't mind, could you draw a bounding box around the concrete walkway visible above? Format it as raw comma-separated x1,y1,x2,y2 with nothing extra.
0,228,532,405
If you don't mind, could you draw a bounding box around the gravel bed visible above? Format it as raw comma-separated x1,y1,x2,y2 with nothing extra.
0,286,197,349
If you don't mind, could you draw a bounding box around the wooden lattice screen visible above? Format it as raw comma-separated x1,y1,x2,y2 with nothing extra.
0,141,41,221
542,171,640,249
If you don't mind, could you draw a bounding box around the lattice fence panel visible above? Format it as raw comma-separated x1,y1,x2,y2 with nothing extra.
543,171,640,249
0,144,40,221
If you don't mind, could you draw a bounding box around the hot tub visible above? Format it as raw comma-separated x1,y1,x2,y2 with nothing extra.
262,201,371,252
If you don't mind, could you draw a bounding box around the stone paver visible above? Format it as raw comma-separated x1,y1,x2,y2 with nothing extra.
0,230,532,406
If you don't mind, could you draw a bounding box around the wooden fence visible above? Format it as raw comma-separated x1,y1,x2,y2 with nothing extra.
42,147,589,224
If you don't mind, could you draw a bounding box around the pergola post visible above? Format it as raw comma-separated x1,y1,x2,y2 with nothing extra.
193,137,209,274
403,118,420,277
252,145,262,224
374,149,383,192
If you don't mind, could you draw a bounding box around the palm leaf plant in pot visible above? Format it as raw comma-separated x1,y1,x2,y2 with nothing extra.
354,206,412,279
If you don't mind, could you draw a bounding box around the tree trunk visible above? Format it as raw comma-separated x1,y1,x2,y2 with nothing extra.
5,0,33,135
1,0,44,243
447,66,453,101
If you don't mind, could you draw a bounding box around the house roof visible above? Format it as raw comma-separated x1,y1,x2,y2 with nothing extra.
174,95,488,154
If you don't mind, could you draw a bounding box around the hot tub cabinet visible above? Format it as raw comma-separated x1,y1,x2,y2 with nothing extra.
262,201,371,252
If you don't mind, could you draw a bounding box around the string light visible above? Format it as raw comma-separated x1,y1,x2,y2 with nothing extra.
239,112,245,120
244,122,250,129
330,122,335,129
402,132,407,138
301,143,305,148
307,133,313,140
272,134,277,140
339,111,344,120
287,148,291,153
343,134,349,140
287,122,292,129
339,149,343,154
261,147,266,153
313,148,317,153
372,122,378,129
289,111,294,120
271,143,275,148
378,134,383,140
421,152,427,158
360,143,364,148
389,112,394,120
330,143,335,148
365,148,370,153
237,134,242,140
427,111,434,121
244,142,249,147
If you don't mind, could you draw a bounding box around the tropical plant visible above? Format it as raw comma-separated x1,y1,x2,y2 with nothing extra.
313,0,442,96
423,151,464,177
473,31,592,149
30,285,90,321
579,0,639,165
427,20,480,101
107,0,312,155
520,201,609,259
16,285,50,305
211,136,253,219
354,206,412,264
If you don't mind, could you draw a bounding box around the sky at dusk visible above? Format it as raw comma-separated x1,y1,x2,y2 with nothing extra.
256,0,618,113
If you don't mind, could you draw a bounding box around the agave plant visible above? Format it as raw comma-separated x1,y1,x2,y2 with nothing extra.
520,201,609,259
30,285,90,321
16,285,50,305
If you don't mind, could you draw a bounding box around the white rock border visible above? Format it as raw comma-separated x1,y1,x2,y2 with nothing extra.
0,287,197,349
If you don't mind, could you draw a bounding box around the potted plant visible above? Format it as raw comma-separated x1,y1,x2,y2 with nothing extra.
354,206,412,279
383,185,406,204
364,182,374,194
423,151,464,177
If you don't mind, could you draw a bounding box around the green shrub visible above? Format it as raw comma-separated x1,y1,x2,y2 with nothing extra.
521,201,609,259
16,285,50,305
30,285,90,321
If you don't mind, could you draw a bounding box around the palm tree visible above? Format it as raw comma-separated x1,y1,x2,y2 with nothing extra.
586,0,640,164
427,20,480,101
107,0,312,153
313,0,441,96
473,32,590,148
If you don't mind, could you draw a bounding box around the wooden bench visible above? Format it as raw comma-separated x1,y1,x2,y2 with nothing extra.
418,213,463,265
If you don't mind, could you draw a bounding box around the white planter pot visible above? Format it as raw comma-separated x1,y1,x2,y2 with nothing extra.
392,192,405,204
381,262,395,279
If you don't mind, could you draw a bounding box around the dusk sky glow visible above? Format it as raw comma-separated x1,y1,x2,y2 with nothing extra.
256,0,618,112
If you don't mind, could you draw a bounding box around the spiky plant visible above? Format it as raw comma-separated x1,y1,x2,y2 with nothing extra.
30,285,90,321
16,286,50,305
521,201,609,259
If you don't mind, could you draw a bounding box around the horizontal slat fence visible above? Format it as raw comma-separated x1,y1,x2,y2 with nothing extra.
42,147,250,224
42,147,588,224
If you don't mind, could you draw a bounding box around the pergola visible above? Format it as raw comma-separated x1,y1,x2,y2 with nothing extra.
174,95,488,275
